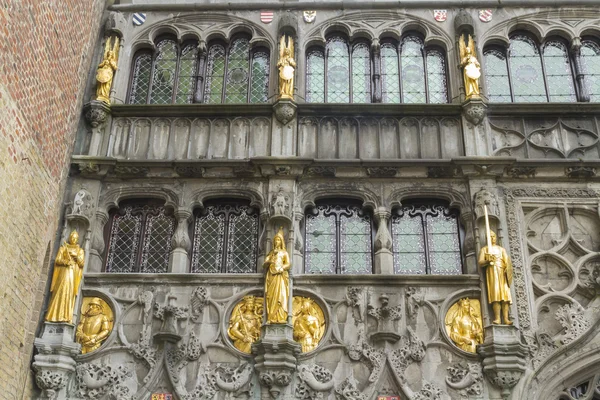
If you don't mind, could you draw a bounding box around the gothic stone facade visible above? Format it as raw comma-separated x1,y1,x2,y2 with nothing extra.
32,2,600,400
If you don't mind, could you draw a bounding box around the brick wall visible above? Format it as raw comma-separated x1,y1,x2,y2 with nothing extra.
0,1,105,398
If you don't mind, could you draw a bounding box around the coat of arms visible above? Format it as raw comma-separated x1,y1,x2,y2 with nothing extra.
479,9,493,22
433,10,447,22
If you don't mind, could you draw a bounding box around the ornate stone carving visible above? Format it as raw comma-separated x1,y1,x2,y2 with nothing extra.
405,287,424,320
215,364,254,396
78,162,100,175
348,329,386,383
446,362,483,397
271,187,291,218
565,166,596,178
388,327,426,382
190,286,209,322
427,166,459,178
259,371,293,398
154,295,189,341
555,303,590,345
295,364,334,399
273,99,297,125
175,165,205,178
76,363,133,400
335,377,366,400
366,167,398,177
305,166,336,177
71,189,94,219
35,370,68,400
413,382,444,400
462,99,487,126
368,294,402,342
83,100,111,128
474,188,499,220
506,166,536,178
113,165,149,176
346,287,366,323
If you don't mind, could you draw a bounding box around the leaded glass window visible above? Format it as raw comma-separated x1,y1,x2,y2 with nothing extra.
326,36,350,103
105,203,175,273
305,204,372,274
306,48,325,102
250,50,270,103
175,43,199,104
401,36,427,103
381,42,401,103
351,42,371,103
391,204,462,275
542,40,576,102
483,48,512,102
225,38,251,103
151,39,178,104
204,44,227,104
129,52,152,104
558,375,600,399
581,40,600,102
426,49,448,103
191,204,259,273
509,34,547,102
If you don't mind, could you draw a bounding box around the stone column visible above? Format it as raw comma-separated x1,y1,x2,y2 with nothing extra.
88,210,108,273
193,41,208,103
169,207,192,273
371,38,382,103
374,207,394,274
570,37,590,102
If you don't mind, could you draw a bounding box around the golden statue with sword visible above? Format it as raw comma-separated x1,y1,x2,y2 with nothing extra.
478,205,513,325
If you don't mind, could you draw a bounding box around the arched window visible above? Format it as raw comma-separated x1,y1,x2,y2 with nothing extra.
305,202,373,274
306,48,325,102
105,201,175,273
191,202,259,273
391,202,462,275
484,34,576,102
326,36,351,103
128,36,269,104
581,39,600,102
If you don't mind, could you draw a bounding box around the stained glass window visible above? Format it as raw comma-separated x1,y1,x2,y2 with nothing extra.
352,42,371,103
381,42,400,103
175,43,199,104
509,35,547,102
191,204,259,273
204,44,226,104
426,49,448,103
150,39,178,104
225,38,251,103
129,53,152,104
327,36,350,103
391,204,462,275
542,40,576,102
105,203,175,273
305,204,372,274
581,40,600,102
250,50,270,103
401,36,426,103
306,49,325,103
483,49,511,102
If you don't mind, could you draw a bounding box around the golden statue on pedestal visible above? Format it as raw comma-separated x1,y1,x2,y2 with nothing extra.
263,228,291,324
278,34,296,99
76,297,113,354
45,230,85,324
459,34,481,99
95,36,120,104
445,298,483,353
228,296,263,353
478,206,513,325
292,297,325,353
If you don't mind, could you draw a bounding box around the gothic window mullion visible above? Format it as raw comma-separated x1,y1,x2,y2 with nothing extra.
422,46,431,104
505,47,516,102
220,209,232,273
539,42,552,102
146,49,158,104
397,42,404,103
421,209,433,274
194,43,207,103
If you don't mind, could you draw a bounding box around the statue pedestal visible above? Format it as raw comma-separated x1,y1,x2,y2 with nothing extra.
33,323,81,400
478,325,528,400
253,324,301,399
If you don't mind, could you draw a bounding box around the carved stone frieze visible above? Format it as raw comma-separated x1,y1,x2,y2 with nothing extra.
555,303,590,345
506,166,536,179
446,362,483,397
413,382,444,400
76,363,133,400
190,286,209,322
35,370,68,400
113,165,149,176
565,166,596,178
462,98,487,126
366,167,398,177
273,99,297,125
83,100,111,128
405,287,424,321
335,377,366,400
295,364,334,399
305,166,336,177
473,188,499,220
427,166,460,178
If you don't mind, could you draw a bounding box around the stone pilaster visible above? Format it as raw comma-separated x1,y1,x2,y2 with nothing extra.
374,207,393,274
169,207,192,273
478,325,528,400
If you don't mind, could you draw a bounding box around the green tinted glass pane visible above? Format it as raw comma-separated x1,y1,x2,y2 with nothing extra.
352,43,371,103
381,43,400,103
204,44,226,104
250,51,269,103
226,211,258,273
327,37,350,103
150,39,177,104
426,49,448,103
340,213,372,274
129,53,152,104
426,213,461,275
305,214,336,273
484,49,512,102
306,49,325,102
543,40,576,102
509,35,547,102
581,41,600,102
225,38,250,103
401,36,426,103
175,43,198,104
392,214,426,274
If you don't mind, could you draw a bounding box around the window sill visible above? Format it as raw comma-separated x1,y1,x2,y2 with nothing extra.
488,102,600,116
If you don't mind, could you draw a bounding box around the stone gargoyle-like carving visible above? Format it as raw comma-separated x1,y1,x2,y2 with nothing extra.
474,188,499,221
35,370,68,400
335,376,367,400
413,382,444,400
295,364,334,399
346,287,366,323
76,363,133,400
446,362,483,397
190,286,209,322
259,370,293,399
215,363,254,396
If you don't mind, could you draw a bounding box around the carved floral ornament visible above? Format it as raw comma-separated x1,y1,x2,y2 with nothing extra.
227,295,326,354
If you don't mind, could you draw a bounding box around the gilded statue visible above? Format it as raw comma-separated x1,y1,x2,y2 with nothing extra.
45,230,85,324
459,34,481,99
479,207,513,325
228,296,263,353
445,298,483,353
76,297,113,354
263,228,291,324
95,36,120,104
277,34,296,99
292,297,325,353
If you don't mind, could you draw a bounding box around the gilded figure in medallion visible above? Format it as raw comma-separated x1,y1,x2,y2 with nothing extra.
76,297,113,354
459,34,481,99
95,36,120,104
278,34,296,99
45,230,85,324
478,230,513,325
228,296,263,353
293,297,325,353
445,298,483,353
263,228,291,324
